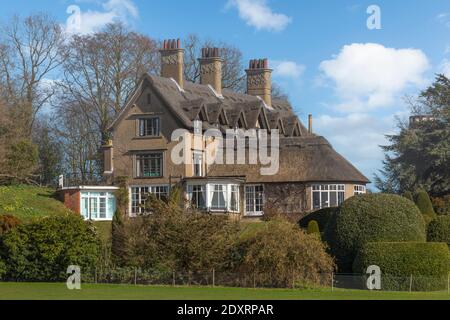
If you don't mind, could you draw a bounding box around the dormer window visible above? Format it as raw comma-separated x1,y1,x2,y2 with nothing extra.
139,117,160,137
193,151,203,177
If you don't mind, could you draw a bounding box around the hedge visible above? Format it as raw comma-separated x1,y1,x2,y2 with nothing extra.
0,214,100,281
427,216,450,246
299,207,337,232
327,193,426,272
415,190,436,219
353,242,450,291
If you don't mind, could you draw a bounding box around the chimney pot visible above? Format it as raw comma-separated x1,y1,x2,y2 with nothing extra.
199,47,223,95
308,114,313,134
246,58,272,107
160,38,184,88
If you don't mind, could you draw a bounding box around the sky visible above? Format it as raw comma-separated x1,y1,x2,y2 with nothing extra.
1,0,449,187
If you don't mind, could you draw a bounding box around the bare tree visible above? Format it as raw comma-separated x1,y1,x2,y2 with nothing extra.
0,14,64,136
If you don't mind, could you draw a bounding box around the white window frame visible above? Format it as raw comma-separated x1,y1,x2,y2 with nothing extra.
138,117,160,137
245,184,264,216
187,184,207,210
354,185,366,195
311,184,345,210
129,185,169,215
192,151,203,177
80,191,116,221
186,182,240,213
135,152,164,178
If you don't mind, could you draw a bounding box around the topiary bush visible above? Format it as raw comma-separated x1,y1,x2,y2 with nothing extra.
427,216,450,246
0,214,100,281
353,242,450,291
403,191,414,202
415,189,437,219
328,193,426,272
307,220,321,240
299,207,337,232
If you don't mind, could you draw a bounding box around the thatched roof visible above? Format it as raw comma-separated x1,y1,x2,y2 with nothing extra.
109,74,370,184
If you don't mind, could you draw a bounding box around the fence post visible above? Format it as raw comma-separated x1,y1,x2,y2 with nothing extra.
331,273,334,292
292,270,295,290
95,267,97,284
253,271,256,288
409,275,413,293
134,268,137,286
172,270,176,286
448,274,449,294
212,269,215,287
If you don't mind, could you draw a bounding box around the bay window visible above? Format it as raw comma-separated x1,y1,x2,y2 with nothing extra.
354,185,366,195
187,183,240,213
210,184,227,210
312,184,345,210
187,185,206,209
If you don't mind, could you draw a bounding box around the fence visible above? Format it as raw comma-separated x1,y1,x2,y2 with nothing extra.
78,267,450,293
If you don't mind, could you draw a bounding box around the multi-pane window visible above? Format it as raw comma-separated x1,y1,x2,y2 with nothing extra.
138,117,160,137
312,184,345,210
131,186,169,215
230,185,239,212
245,185,264,216
193,152,203,177
354,185,366,195
187,185,206,209
81,192,116,220
210,184,227,210
136,153,163,178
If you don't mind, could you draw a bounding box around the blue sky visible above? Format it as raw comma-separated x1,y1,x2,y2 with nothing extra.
1,0,449,187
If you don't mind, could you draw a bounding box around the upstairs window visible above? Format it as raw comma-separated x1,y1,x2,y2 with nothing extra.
139,117,160,137
193,152,203,177
136,153,163,178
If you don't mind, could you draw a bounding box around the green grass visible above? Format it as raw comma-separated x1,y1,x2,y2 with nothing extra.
0,185,71,221
0,283,449,300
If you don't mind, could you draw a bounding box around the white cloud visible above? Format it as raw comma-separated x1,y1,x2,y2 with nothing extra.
226,0,292,32
272,60,305,79
319,43,430,112
437,12,450,28
65,0,139,35
440,59,450,77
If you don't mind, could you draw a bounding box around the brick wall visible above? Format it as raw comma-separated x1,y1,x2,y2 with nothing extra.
57,189,81,214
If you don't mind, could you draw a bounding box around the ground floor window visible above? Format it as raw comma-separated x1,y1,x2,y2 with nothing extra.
81,191,116,220
312,184,345,210
187,183,240,213
354,185,366,195
245,185,264,216
131,185,169,215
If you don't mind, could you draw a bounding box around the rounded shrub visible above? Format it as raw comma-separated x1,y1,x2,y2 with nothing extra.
403,191,414,202
329,193,426,272
0,214,100,281
353,242,450,291
299,207,337,232
427,216,450,246
415,190,436,219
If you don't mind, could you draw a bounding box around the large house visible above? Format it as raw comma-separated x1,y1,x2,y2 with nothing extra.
58,39,369,221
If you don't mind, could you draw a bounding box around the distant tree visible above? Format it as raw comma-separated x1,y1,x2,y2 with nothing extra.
1,139,38,184
375,75,450,197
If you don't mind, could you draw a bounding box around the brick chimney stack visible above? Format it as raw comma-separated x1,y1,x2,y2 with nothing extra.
160,39,184,88
308,114,313,134
198,47,223,95
246,58,272,107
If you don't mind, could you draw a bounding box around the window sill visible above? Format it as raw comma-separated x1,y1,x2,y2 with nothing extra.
244,212,264,217
133,136,163,140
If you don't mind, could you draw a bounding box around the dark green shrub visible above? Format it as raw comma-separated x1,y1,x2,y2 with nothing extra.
0,214,100,281
353,242,450,291
0,215,21,236
299,207,337,231
432,196,450,215
329,193,426,272
403,191,414,202
415,189,436,219
427,216,450,246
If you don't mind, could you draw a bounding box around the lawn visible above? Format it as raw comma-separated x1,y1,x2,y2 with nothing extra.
0,185,71,221
0,283,449,300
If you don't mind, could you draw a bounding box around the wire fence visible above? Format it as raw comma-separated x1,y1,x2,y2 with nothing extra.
76,267,450,293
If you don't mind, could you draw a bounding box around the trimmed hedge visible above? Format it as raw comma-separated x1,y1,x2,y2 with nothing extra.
328,193,426,272
415,190,436,218
299,207,337,232
353,242,450,291
427,216,450,246
0,214,100,281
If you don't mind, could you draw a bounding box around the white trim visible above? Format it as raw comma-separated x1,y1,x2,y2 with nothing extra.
129,184,170,215
244,184,264,216
256,96,274,110
61,186,119,191
207,84,224,99
170,78,185,93
310,184,345,210
186,180,240,213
